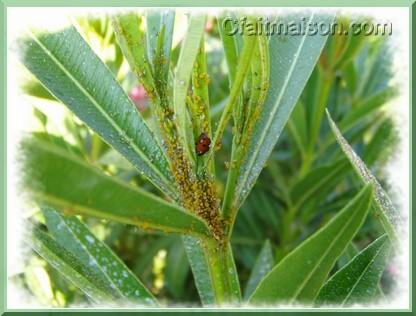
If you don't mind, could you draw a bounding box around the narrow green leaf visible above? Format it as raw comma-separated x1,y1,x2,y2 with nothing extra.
42,207,157,305
217,13,241,86
244,240,274,300
189,37,214,174
146,10,175,82
174,14,206,162
318,86,397,156
210,23,257,154
24,258,56,306
33,107,48,128
305,71,333,159
18,26,176,199
145,12,162,64
326,110,399,243
112,14,158,99
249,185,373,305
190,38,211,138
21,136,211,238
28,227,111,303
355,38,392,98
235,14,334,209
315,235,391,306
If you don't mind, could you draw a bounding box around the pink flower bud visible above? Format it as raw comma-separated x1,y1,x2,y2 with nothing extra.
129,85,148,112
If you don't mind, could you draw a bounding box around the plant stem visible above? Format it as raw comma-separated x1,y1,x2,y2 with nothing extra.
202,238,241,304
300,73,333,177
280,206,297,251
183,236,241,306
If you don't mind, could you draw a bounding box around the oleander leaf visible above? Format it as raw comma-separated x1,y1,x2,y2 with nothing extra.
326,110,399,243
249,185,373,305
174,14,206,162
42,207,157,305
112,14,158,99
18,26,176,199
218,13,242,86
315,235,391,306
339,86,397,131
28,226,111,303
21,136,211,238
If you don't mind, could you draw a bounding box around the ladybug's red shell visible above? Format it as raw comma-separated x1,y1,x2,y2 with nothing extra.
196,133,211,156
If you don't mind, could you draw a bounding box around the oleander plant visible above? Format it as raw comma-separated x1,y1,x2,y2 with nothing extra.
15,10,401,307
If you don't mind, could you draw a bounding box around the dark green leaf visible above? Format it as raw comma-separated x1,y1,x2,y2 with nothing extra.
18,26,176,199
315,235,390,306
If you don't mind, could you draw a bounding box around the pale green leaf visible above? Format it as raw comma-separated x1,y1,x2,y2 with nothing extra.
174,14,206,162
21,136,211,238
217,13,241,86
326,110,399,243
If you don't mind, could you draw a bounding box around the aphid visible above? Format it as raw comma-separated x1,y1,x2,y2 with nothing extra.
195,132,211,156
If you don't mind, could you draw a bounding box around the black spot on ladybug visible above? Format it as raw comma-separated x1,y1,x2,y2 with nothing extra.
195,132,211,156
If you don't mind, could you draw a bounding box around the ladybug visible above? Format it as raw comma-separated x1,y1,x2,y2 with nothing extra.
195,132,211,156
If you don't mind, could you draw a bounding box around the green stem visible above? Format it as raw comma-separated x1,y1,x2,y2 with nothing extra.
184,236,241,306
300,73,334,176
203,238,241,304
280,206,297,250
222,139,241,237
90,133,102,162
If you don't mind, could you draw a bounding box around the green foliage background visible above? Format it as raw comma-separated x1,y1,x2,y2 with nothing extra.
13,12,400,307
